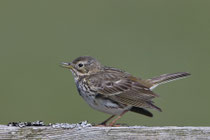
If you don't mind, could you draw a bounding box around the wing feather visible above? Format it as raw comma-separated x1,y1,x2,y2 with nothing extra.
87,69,160,110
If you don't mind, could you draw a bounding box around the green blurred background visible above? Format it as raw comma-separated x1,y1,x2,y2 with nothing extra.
0,0,209,126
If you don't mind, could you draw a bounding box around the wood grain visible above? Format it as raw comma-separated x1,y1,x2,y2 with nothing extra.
0,125,210,139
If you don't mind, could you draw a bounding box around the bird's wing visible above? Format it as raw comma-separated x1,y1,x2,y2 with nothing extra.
86,71,161,111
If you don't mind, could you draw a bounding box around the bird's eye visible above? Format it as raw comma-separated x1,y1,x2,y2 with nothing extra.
78,63,83,67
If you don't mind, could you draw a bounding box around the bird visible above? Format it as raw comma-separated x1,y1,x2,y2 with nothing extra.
61,56,190,126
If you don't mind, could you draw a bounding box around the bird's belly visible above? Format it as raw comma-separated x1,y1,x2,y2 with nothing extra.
84,95,129,115
78,89,130,115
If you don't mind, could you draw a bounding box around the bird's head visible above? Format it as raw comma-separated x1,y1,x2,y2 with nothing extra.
61,56,102,77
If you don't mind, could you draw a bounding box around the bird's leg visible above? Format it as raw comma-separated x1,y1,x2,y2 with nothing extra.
108,110,128,126
98,115,115,126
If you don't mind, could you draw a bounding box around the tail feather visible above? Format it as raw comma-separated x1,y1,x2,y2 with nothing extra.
130,107,153,117
146,72,190,90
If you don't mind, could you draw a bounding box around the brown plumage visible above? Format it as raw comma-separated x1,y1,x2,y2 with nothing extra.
86,69,161,111
61,56,190,126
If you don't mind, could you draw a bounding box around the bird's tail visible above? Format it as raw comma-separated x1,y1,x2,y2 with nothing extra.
146,72,190,90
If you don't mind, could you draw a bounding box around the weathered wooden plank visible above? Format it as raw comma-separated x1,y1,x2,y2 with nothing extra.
0,124,210,140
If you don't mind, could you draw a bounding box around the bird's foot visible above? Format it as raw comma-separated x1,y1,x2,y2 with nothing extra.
94,123,127,127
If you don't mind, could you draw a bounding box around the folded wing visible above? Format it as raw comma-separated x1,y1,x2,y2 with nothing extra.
87,70,161,111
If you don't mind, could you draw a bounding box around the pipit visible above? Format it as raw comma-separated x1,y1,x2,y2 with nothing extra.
61,56,190,126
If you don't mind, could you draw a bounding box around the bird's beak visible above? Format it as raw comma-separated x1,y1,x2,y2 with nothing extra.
60,62,73,69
